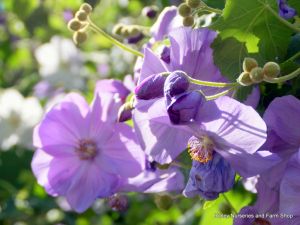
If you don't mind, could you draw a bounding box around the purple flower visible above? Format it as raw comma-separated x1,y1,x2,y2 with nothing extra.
183,152,235,200
150,6,182,42
263,95,300,216
134,95,274,173
134,96,277,198
32,92,144,212
118,157,185,193
277,0,297,19
126,33,145,44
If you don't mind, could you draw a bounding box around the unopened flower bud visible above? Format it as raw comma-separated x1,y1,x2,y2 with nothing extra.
112,24,124,36
108,194,128,212
183,16,194,27
237,72,253,86
75,10,88,21
68,19,82,31
128,26,140,37
73,31,87,45
250,67,264,83
142,6,159,19
80,3,93,14
186,0,201,8
263,62,280,79
178,3,192,17
135,74,167,100
121,26,130,37
154,194,173,210
117,102,133,122
243,57,258,73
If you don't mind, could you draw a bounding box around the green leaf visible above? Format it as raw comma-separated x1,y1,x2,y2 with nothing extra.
204,0,226,9
203,199,218,210
211,0,294,80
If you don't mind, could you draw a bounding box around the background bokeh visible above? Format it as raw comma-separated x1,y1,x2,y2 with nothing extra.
0,0,278,224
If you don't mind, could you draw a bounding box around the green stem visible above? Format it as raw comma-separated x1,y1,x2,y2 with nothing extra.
287,51,300,62
189,77,238,88
203,6,223,15
88,18,144,58
265,5,300,33
265,67,300,83
222,193,237,214
204,86,237,100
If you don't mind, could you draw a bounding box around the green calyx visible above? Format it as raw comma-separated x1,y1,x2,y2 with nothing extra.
178,3,192,17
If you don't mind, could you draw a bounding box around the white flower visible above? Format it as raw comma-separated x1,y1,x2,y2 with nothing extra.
0,89,43,150
35,36,85,91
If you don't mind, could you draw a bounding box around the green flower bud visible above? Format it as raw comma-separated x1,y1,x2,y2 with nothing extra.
154,194,173,210
219,202,232,215
186,0,201,8
73,31,87,45
243,57,258,73
183,16,194,27
237,72,253,86
121,26,130,37
128,26,140,37
67,19,82,32
250,67,264,83
178,3,192,17
80,3,93,14
112,24,124,36
263,62,280,79
75,10,88,21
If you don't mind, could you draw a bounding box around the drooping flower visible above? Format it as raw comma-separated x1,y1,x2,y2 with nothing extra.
0,89,43,150
32,92,144,212
133,96,276,199
277,0,297,19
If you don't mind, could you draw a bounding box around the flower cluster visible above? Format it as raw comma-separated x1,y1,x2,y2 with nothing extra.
30,2,300,224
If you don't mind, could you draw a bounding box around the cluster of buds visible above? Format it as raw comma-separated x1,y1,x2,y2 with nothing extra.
237,58,281,86
112,24,145,44
178,0,204,27
67,3,93,45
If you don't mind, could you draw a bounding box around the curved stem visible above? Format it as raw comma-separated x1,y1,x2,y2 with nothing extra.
286,51,300,62
265,67,300,83
88,18,144,58
203,6,223,15
222,193,238,214
189,77,238,88
266,5,300,33
203,86,237,100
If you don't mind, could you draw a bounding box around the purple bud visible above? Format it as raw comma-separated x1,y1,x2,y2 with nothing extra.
164,71,190,98
117,102,133,122
135,74,167,100
160,46,171,64
142,6,158,19
166,91,205,124
277,0,297,19
126,33,144,44
107,194,128,212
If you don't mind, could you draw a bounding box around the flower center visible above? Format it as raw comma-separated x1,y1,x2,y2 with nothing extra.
253,218,271,225
187,135,214,163
76,139,98,160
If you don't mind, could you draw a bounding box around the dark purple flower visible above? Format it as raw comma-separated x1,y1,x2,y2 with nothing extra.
277,0,297,19
183,152,236,200
164,71,190,98
135,73,167,100
32,92,145,212
160,46,171,64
